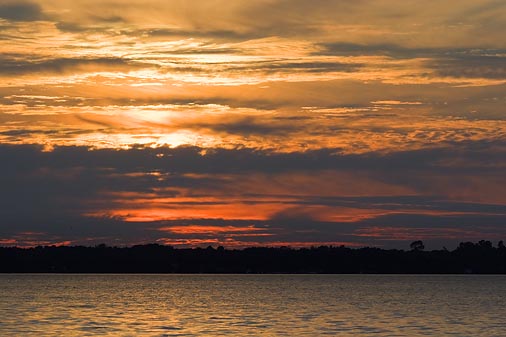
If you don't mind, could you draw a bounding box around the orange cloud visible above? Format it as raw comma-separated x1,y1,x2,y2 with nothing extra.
91,203,282,222
159,225,266,234
155,237,364,249
0,239,17,245
354,227,504,241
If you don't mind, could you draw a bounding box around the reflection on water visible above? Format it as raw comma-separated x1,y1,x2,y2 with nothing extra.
0,274,505,336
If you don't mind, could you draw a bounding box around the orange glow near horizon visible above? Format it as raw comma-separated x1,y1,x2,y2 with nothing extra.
155,238,365,249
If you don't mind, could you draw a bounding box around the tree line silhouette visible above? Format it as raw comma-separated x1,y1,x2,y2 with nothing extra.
1,240,505,274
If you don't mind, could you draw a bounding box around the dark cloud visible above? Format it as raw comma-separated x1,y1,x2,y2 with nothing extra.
316,42,421,57
0,55,153,76
0,1,44,21
317,42,506,59
1,140,505,247
152,59,362,76
361,213,506,228
56,26,266,40
146,28,251,40
247,61,363,74
55,21,92,33
316,42,506,79
0,142,504,221
431,55,506,79
90,15,125,23
454,0,506,20
54,16,126,33
181,116,298,136
279,195,506,214
122,1,336,42
1,140,505,175
0,128,90,137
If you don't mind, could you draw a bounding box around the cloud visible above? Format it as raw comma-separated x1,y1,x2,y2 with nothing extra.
1,139,505,175
246,61,363,74
312,42,505,80
177,116,299,136
431,55,506,80
1,0,505,249
145,28,252,41
0,55,152,76
316,42,460,58
1,141,505,247
0,1,44,21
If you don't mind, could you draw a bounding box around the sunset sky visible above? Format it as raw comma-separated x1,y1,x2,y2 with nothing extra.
1,0,505,248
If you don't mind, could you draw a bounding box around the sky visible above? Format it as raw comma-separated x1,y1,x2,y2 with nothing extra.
1,0,505,249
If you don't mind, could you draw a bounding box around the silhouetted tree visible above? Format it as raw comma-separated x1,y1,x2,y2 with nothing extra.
1,240,506,274
478,240,493,249
458,242,475,250
410,240,425,251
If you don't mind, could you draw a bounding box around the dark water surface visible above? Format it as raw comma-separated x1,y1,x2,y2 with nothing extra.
0,274,505,336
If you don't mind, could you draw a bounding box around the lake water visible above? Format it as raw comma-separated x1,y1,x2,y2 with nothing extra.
0,274,505,336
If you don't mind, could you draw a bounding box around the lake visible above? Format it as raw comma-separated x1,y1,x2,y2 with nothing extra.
0,274,505,336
